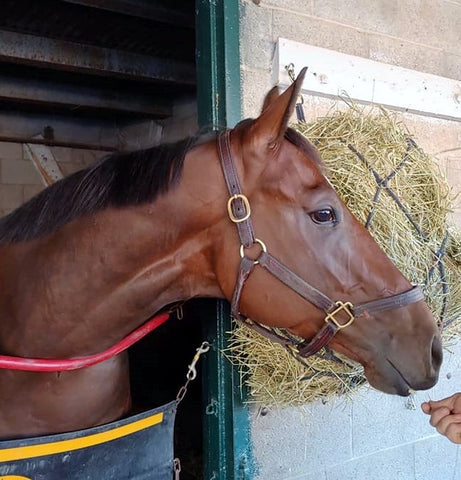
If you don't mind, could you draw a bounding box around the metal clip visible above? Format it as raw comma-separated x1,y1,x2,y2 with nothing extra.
174,458,181,479
187,341,210,380
285,63,296,83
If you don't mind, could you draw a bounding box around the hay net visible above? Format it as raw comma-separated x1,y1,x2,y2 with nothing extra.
228,103,461,407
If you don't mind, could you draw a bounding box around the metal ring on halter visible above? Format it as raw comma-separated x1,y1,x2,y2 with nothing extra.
227,194,251,223
240,239,267,265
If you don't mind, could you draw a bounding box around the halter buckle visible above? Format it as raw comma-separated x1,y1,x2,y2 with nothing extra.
227,194,251,223
325,301,355,329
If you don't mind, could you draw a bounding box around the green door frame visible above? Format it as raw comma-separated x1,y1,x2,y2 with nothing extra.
195,1,254,478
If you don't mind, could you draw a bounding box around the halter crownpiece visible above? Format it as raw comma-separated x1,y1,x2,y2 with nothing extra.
217,130,425,359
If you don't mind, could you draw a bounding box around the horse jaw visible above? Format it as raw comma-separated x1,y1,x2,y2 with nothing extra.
328,306,442,396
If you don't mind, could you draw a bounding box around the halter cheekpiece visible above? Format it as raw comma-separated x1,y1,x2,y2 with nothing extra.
217,130,424,359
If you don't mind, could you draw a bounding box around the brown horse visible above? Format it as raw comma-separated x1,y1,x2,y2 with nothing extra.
0,70,442,440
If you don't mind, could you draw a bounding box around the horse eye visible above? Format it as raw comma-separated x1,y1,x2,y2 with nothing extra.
310,208,337,225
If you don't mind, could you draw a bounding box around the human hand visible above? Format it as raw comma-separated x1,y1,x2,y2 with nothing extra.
421,393,461,444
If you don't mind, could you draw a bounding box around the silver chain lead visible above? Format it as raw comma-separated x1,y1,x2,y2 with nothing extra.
174,341,210,479
176,341,210,404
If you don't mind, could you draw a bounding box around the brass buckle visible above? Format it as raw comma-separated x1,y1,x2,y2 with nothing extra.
227,194,251,223
324,301,355,329
240,238,267,265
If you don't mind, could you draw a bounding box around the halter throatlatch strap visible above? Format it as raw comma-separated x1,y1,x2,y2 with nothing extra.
217,130,426,358
217,129,255,248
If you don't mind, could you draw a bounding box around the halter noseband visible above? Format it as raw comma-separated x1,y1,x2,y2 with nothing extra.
217,130,424,358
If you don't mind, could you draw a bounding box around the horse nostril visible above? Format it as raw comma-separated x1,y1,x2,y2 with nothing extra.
431,334,443,371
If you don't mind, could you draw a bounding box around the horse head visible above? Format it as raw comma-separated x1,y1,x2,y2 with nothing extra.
213,69,442,395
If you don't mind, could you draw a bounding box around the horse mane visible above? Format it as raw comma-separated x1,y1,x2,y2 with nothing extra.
0,127,321,245
0,136,199,244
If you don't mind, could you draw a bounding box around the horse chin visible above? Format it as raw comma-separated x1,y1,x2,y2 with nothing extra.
364,359,438,397
331,342,414,396
365,365,412,397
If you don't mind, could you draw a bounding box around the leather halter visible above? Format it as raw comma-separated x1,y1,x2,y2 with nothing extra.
217,130,424,358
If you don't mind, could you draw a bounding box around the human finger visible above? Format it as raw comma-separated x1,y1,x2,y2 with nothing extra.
421,402,431,414
434,413,461,443
444,420,461,444
424,395,457,412
428,406,451,427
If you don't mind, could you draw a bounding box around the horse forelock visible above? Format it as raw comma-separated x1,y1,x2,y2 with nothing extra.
0,136,199,245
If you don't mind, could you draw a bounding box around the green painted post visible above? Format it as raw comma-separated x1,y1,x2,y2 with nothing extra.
196,0,242,130
195,1,254,478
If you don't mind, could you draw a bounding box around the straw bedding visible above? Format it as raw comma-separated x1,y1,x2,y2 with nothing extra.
228,105,461,406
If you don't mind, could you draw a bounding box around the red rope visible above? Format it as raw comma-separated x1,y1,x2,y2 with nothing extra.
0,313,169,372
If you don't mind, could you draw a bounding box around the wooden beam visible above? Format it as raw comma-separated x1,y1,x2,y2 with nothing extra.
0,110,118,151
0,110,162,151
58,0,194,27
0,71,171,117
0,30,196,85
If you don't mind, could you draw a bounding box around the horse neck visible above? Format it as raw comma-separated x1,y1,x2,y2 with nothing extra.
2,145,228,357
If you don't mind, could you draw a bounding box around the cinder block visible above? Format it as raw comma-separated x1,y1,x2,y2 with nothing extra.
59,162,86,177
0,158,42,185
0,184,23,211
313,0,401,37
241,68,273,118
48,146,75,163
414,436,460,479
0,142,23,161
23,185,44,203
260,0,313,16
351,388,428,456
325,443,415,480
443,52,461,81
240,2,274,70
251,399,353,479
395,0,461,53
79,150,102,169
272,10,369,58
368,35,446,78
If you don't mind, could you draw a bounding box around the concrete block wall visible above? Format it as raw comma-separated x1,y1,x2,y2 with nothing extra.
250,342,461,479
240,0,461,221
0,142,105,216
239,0,461,478
240,0,461,113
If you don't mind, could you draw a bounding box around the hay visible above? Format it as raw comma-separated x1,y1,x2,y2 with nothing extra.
228,104,461,407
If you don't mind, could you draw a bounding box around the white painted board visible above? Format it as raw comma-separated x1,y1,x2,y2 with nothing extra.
273,38,461,121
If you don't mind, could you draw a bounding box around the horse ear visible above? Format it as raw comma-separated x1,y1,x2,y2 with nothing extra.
261,86,281,113
251,67,307,148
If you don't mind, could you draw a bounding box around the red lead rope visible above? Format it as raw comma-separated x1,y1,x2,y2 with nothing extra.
0,313,169,372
